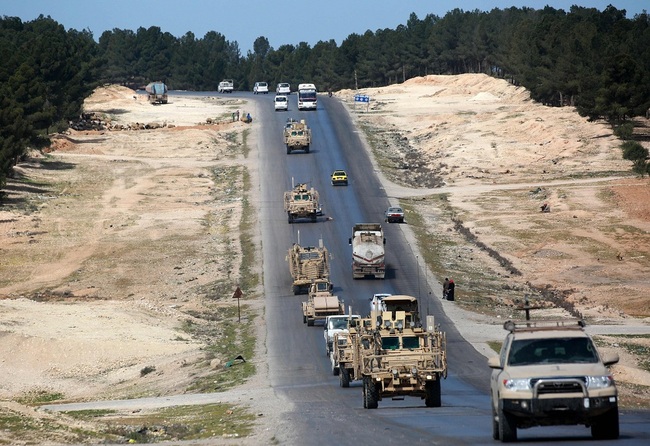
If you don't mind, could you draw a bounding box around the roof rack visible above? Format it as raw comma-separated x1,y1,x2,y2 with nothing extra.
503,319,586,333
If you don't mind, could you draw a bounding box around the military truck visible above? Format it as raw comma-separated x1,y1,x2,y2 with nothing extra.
302,279,344,326
284,183,320,223
349,223,386,279
284,119,312,154
337,295,448,409
145,82,168,104
287,240,330,295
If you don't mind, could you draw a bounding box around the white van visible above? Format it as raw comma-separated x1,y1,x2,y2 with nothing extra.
276,82,291,94
274,95,288,111
253,82,269,94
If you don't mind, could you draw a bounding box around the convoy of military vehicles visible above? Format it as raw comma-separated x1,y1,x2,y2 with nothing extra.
273,96,450,410
265,88,618,437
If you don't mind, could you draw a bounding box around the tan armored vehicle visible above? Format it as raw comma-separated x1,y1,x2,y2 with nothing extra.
284,183,320,223
286,240,330,295
284,119,312,154
488,318,620,442
336,295,448,409
302,279,344,326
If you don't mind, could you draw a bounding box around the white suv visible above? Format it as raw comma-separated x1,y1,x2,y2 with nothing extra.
253,82,268,94
276,82,291,95
274,95,288,111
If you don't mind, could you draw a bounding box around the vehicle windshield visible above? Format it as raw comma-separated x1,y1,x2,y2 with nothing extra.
402,336,420,349
382,337,400,350
329,318,348,330
508,337,599,366
299,91,317,101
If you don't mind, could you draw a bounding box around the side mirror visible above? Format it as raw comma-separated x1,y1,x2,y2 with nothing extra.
383,238,386,245
348,238,352,245
601,352,620,366
487,356,502,369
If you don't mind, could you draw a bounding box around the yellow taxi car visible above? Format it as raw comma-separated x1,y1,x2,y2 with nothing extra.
330,170,348,186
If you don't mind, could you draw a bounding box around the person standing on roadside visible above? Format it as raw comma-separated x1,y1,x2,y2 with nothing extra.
442,278,450,300
447,279,455,301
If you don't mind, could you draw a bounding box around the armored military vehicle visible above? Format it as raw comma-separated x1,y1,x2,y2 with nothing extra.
337,295,448,409
284,183,320,223
287,240,330,295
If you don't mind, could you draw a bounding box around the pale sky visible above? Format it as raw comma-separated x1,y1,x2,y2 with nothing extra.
2,1,646,54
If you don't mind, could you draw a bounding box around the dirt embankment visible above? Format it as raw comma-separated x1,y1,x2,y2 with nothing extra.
0,86,268,444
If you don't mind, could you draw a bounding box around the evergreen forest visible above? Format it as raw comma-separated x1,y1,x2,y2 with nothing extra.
1,5,650,193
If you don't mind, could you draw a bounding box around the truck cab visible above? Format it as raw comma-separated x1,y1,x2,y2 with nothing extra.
324,314,360,357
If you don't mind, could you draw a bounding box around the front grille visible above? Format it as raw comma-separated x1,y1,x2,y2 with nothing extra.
532,377,586,395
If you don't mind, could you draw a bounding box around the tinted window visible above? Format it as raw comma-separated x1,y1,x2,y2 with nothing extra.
382,337,399,350
402,336,419,349
508,337,598,366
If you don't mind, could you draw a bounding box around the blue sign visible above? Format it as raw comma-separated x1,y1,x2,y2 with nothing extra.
354,94,370,103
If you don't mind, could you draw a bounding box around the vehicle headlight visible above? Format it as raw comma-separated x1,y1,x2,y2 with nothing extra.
586,375,614,389
503,378,531,391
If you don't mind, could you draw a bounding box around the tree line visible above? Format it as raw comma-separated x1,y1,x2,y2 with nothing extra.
1,5,649,194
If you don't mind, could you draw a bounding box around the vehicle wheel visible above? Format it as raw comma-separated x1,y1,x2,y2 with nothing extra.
424,378,441,407
303,315,306,324
340,368,350,388
498,406,517,442
311,214,317,222
292,285,300,295
591,407,619,440
363,377,379,409
286,145,291,154
492,404,499,440
307,318,314,326
305,145,310,153
288,213,293,224
331,361,339,376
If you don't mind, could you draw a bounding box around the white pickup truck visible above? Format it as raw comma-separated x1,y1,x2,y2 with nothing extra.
218,79,234,93
323,314,360,357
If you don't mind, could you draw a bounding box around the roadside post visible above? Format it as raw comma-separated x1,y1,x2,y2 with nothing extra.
232,286,243,322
